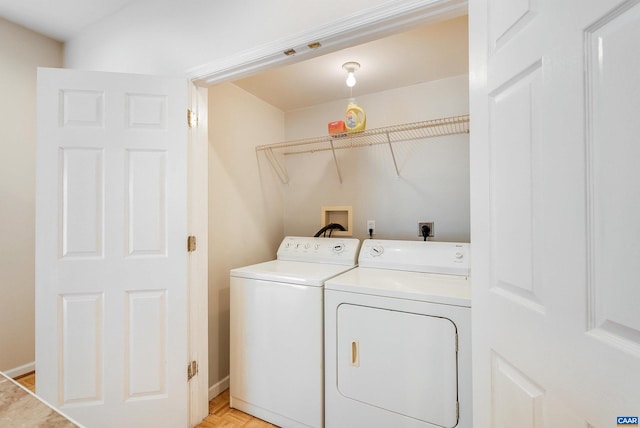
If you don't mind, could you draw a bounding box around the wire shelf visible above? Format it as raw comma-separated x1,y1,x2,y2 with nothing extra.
256,114,469,183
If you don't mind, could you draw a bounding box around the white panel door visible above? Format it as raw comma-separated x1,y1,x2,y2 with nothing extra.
35,68,188,427
470,0,640,426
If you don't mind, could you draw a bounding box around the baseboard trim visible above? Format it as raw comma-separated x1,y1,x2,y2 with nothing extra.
4,361,35,379
208,375,230,400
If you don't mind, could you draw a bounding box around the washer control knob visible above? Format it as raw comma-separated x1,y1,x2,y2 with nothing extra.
332,243,345,254
370,245,384,257
285,242,291,249
455,252,464,259
304,243,310,249
314,244,320,250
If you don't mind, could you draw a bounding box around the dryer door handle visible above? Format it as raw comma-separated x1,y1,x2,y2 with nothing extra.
351,340,360,367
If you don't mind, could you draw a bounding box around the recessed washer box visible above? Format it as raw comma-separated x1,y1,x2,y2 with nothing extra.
321,206,353,236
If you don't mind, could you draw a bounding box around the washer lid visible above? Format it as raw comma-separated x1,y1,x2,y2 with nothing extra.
325,267,471,307
230,260,356,287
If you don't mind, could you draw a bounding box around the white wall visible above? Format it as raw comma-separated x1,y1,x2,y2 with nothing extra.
281,75,469,242
0,18,63,374
207,83,284,387
64,0,397,75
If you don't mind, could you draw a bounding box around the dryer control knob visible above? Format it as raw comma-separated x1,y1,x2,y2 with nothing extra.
370,245,384,257
455,252,464,259
332,243,345,254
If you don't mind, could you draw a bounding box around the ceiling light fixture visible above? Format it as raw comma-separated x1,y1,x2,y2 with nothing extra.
342,62,360,88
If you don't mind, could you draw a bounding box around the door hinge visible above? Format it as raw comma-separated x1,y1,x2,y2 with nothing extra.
187,360,198,381
187,109,198,128
187,235,197,252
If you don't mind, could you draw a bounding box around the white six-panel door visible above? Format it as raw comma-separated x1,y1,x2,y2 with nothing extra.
35,68,189,427
470,0,640,426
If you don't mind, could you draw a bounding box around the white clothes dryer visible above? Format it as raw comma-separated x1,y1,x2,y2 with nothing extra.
230,236,360,428
324,240,471,428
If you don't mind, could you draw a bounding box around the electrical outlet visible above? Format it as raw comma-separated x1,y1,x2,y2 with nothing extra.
367,220,375,236
418,222,434,238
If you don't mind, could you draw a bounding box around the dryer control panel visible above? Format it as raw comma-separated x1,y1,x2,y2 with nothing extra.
359,240,470,276
277,236,360,266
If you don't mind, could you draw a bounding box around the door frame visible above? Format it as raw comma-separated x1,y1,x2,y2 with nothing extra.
187,84,209,426
186,0,467,425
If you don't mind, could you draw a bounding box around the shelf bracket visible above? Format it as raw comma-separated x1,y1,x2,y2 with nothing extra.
264,147,289,184
386,131,400,176
329,139,343,184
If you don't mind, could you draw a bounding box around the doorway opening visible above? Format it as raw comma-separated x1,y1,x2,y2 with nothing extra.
197,0,470,411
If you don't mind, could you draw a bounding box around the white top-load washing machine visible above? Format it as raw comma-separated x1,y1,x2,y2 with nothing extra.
324,239,471,428
230,236,360,428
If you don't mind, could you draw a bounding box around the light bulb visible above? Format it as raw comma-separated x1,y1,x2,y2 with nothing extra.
346,71,356,87
342,61,360,88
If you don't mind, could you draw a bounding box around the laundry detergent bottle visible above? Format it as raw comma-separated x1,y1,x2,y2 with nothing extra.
345,98,366,133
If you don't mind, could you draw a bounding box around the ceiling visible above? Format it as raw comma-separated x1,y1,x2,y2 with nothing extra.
0,0,137,41
0,1,468,112
232,15,468,111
